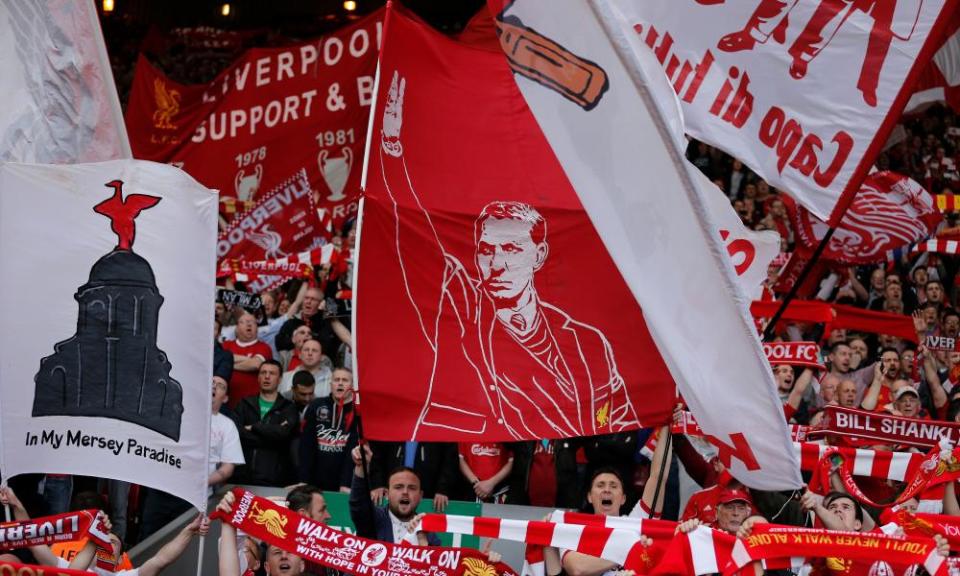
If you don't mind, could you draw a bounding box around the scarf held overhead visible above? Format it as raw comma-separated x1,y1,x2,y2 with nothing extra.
212,489,516,576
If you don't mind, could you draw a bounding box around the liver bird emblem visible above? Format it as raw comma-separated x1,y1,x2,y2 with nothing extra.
152,79,180,130
248,225,286,260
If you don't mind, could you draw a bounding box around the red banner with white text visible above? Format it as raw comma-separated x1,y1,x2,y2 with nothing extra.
125,11,382,229
213,489,516,576
616,1,955,224
762,341,823,369
811,405,960,448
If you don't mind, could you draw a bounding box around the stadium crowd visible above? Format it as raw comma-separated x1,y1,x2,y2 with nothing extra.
11,5,960,576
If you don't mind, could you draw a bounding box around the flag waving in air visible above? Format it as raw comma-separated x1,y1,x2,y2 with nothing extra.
356,2,801,490
616,0,955,223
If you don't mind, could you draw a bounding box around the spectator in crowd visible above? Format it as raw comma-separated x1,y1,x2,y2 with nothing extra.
276,286,337,359
140,374,245,540
927,280,947,308
367,441,458,512
279,323,314,372
676,487,754,536
299,367,358,492
559,468,655,576
279,339,332,399
891,385,923,418
861,349,904,411
458,442,513,503
235,360,299,486
837,379,858,409
847,337,869,370
506,439,581,509
288,371,316,417
217,491,305,576
222,312,274,409
286,484,331,523
349,444,440,545
213,318,234,390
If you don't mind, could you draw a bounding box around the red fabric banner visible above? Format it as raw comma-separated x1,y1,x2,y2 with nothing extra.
219,260,312,280
213,489,515,576
750,300,919,343
216,168,324,292
0,510,109,552
782,171,940,265
884,509,960,550
761,341,823,370
125,12,382,228
726,524,946,576
810,405,960,448
356,4,675,441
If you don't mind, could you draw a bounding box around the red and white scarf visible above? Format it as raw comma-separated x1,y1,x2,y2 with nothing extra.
0,509,110,552
214,489,516,576
727,524,946,576
809,406,960,448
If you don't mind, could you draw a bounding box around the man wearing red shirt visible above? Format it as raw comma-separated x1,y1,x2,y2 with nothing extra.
458,442,513,502
222,312,273,409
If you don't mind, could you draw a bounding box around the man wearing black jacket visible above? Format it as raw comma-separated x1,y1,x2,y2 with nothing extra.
506,439,581,509
234,359,299,486
349,444,440,546
366,441,458,511
299,368,358,491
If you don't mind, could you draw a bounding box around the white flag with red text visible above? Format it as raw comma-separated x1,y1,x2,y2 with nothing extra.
0,1,129,163
615,0,953,223
491,0,801,489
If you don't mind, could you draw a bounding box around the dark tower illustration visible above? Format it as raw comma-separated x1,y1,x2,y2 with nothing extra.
33,180,184,441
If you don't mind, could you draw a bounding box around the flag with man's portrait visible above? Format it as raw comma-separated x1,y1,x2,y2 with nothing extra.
356,2,802,491
356,4,676,444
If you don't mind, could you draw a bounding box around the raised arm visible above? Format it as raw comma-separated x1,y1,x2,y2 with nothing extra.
138,513,208,576
921,346,948,412
379,71,466,348
217,493,242,576
633,425,672,518
785,368,814,414
0,487,59,567
860,362,884,411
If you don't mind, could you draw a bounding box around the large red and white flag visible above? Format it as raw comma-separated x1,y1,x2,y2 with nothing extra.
0,1,129,163
357,2,801,489
616,0,955,223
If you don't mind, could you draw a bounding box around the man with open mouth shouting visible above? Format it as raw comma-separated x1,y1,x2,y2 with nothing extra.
350,444,441,546
557,467,654,576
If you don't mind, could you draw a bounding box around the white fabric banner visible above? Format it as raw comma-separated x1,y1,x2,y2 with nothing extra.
498,0,802,489
0,160,216,510
698,168,781,301
614,0,951,223
0,1,130,163
614,28,781,301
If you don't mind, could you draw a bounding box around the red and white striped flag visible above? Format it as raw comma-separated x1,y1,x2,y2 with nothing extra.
650,526,735,576
795,441,924,482
912,237,960,256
